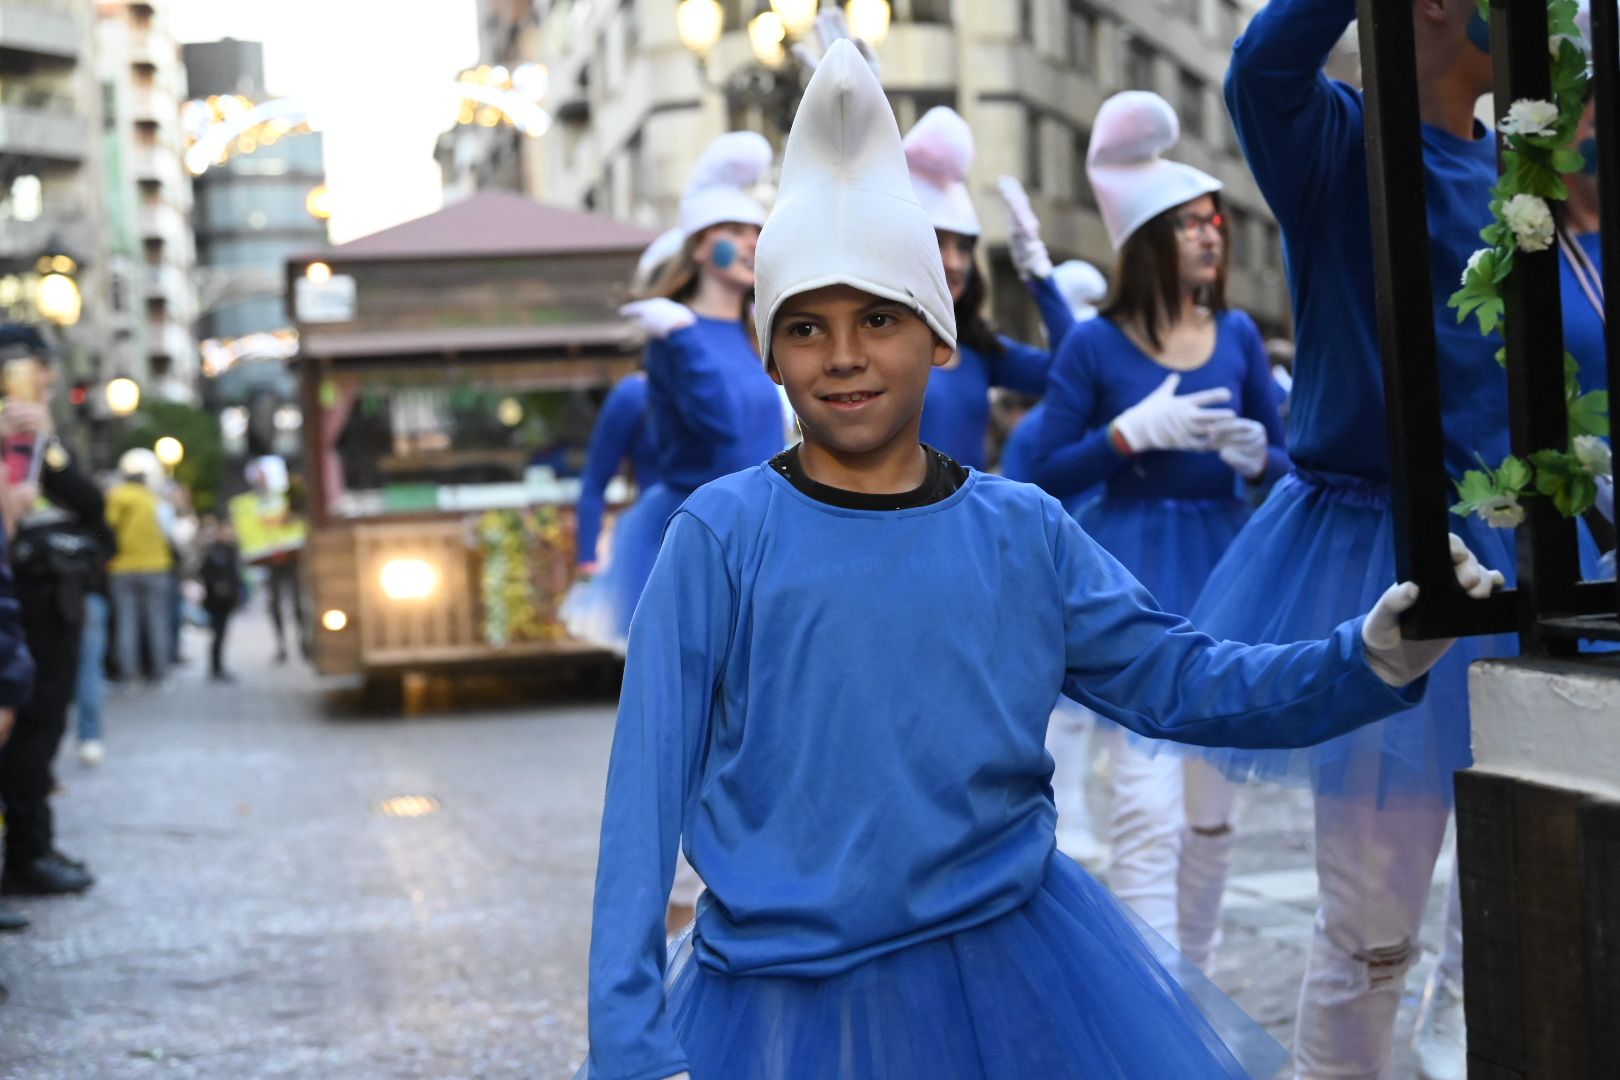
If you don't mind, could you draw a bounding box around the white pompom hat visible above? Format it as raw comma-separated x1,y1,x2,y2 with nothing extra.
679,131,773,239
754,40,956,362
633,227,684,291
1051,260,1109,321
1086,91,1222,251
902,106,982,238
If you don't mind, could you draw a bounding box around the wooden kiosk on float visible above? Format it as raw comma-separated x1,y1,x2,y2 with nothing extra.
288,191,656,687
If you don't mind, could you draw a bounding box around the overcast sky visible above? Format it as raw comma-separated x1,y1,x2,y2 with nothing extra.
170,0,481,244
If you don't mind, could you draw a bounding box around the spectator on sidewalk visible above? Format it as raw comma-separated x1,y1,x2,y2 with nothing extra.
0,398,39,978
197,518,242,683
105,450,173,688
70,513,110,766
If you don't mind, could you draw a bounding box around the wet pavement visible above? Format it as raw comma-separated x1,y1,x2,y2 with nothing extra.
1,613,1450,1078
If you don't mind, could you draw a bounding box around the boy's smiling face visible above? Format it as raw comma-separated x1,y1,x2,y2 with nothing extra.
768,284,954,460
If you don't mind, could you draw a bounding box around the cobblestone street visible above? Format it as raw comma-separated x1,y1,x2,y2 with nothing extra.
1,616,1451,1078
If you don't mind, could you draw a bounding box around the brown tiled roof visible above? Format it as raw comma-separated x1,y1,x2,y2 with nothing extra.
292,191,660,264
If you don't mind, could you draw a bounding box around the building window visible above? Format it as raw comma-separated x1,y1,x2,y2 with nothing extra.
1025,111,1043,194
1072,127,1096,209
1125,37,1156,92
897,0,953,22
1067,2,1099,72
1178,69,1205,142
1226,206,1251,268
1019,0,1033,41
886,89,958,133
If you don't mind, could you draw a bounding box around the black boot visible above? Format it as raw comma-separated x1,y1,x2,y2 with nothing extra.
2,854,93,896
0,905,28,932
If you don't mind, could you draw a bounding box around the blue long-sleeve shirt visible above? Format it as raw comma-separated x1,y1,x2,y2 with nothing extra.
1561,231,1608,397
643,317,784,493
575,374,663,567
585,464,1423,1080
921,277,1071,469
1227,0,1507,481
1028,311,1289,501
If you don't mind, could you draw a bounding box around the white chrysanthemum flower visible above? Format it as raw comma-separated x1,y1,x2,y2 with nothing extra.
1499,99,1561,139
1479,494,1527,529
1502,194,1556,252
1461,247,1490,287
1574,434,1614,478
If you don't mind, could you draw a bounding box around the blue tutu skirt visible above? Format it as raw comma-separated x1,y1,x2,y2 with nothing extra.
604,854,1285,1079
562,484,687,654
1184,470,1518,802
1079,495,1250,618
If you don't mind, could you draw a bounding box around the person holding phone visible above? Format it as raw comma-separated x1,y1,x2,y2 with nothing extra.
0,327,111,899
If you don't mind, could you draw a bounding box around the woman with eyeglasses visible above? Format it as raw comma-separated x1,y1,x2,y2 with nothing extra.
1028,91,1288,973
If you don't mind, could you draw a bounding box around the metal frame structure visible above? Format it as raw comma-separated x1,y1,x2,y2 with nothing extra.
1358,0,1620,655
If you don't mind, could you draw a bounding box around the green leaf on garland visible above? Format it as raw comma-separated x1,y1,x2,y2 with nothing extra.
1570,389,1610,439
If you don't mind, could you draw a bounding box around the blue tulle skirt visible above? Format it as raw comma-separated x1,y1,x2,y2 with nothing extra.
1079,495,1251,618
1185,470,1519,802
600,854,1285,1079
562,484,687,654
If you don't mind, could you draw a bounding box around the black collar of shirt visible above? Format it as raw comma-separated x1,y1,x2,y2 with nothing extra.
770,444,968,511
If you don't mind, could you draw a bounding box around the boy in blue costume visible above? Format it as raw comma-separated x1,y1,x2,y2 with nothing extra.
1182,0,1514,1075
583,40,1504,1080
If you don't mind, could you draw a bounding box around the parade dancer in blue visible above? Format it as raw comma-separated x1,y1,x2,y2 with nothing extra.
582,41,1505,1080
1026,91,1289,970
900,108,1065,468
564,231,684,652
1180,2,1517,1076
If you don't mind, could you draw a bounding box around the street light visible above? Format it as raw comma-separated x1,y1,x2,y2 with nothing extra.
154,436,185,469
105,377,141,417
772,0,819,35
676,0,724,57
748,10,788,67
845,0,892,46
36,272,82,327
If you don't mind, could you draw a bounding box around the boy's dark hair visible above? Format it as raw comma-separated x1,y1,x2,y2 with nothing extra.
954,261,1004,357
1099,194,1229,353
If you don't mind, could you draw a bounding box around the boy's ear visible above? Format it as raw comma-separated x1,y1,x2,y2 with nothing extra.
931,339,956,368
765,353,784,386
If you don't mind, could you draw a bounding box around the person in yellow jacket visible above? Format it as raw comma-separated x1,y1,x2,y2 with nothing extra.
105,449,173,686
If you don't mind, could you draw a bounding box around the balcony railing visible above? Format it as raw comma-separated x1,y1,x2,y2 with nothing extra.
0,2,81,62
1359,0,1620,653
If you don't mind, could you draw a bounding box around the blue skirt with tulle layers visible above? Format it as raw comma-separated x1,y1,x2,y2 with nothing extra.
1079,494,1251,618
585,853,1286,1079
1186,469,1519,802
562,484,687,654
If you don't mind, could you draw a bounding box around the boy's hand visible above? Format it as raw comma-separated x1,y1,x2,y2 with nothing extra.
1363,534,1504,687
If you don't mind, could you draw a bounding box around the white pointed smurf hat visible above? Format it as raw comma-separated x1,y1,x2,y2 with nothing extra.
1087,91,1222,251
679,131,773,239
633,227,683,291
902,106,982,238
1052,260,1108,321
754,39,956,361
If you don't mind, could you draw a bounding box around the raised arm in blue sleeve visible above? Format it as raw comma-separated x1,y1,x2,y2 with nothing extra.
1027,329,1132,499
1049,506,1421,747
1235,314,1291,483
1027,274,1078,350
586,511,734,1080
576,376,650,568
1225,0,1362,229
0,530,34,710
645,324,744,445
988,335,1054,396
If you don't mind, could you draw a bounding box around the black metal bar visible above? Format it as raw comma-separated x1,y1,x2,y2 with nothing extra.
1592,0,1620,624
1493,0,1582,657
1357,0,1464,641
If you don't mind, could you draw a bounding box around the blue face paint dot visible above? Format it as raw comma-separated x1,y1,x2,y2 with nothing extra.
711,239,738,270
1467,11,1492,55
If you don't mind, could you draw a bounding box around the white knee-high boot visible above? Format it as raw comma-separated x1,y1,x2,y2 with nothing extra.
1047,698,1106,869
1178,758,1239,974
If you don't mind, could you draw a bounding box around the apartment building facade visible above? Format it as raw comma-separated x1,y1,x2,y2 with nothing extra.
444,0,1293,334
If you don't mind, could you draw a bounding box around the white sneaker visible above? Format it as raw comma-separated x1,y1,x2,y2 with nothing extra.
1413,970,1466,1080
78,739,105,768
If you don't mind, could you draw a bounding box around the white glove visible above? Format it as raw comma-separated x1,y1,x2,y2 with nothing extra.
997,176,1053,281
1597,474,1614,525
1211,416,1269,480
1110,373,1235,454
791,9,881,79
620,298,696,340
1362,533,1505,687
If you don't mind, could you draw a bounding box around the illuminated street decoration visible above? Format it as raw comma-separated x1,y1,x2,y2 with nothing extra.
181,94,321,177
453,63,551,135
